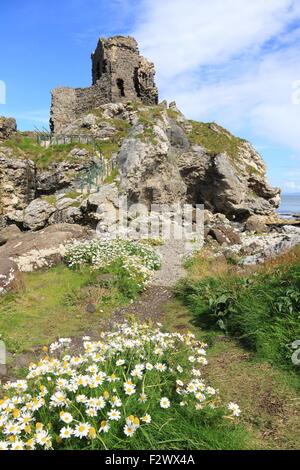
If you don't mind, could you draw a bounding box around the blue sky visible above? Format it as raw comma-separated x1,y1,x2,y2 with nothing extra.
1,0,300,194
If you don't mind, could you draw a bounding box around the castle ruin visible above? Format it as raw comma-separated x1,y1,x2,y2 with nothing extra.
50,36,159,133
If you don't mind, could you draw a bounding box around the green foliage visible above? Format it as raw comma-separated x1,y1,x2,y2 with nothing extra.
42,196,57,205
103,167,119,184
175,261,300,370
167,109,180,119
188,121,248,162
95,141,120,160
139,238,164,247
0,137,95,168
64,191,81,199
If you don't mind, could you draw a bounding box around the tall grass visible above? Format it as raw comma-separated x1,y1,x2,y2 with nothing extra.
175,253,300,371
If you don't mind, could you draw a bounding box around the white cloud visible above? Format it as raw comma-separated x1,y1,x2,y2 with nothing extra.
132,0,300,158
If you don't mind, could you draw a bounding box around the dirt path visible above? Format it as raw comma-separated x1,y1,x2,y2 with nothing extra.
151,240,187,287
105,240,188,326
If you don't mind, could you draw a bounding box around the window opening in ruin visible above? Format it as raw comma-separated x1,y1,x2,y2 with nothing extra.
96,62,101,80
133,68,142,97
116,78,125,97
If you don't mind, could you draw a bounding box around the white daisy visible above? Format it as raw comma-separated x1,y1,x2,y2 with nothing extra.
123,424,135,437
60,412,73,424
160,397,170,409
141,414,151,423
107,409,121,421
228,403,241,416
74,422,91,438
60,426,73,439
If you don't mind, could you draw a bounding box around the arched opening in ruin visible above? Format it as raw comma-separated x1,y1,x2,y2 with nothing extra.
116,78,125,97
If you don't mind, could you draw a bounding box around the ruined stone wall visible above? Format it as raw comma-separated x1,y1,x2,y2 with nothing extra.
50,87,77,134
50,36,159,134
0,116,17,141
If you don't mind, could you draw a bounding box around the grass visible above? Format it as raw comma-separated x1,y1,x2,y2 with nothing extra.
96,141,120,160
167,109,180,119
110,406,248,450
103,167,119,184
175,246,300,371
162,299,300,450
0,137,95,169
0,264,135,355
188,120,250,163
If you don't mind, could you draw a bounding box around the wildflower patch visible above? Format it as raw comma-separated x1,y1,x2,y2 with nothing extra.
0,322,240,450
65,239,161,290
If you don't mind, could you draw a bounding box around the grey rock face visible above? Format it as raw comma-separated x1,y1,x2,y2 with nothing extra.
23,199,56,231
0,223,90,272
117,105,280,219
238,227,300,265
50,36,158,133
0,150,35,221
0,102,281,231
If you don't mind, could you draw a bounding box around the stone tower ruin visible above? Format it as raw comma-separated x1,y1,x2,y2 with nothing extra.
50,36,159,134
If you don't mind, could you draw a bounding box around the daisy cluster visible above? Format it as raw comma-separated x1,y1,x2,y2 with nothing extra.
65,239,161,288
0,322,240,450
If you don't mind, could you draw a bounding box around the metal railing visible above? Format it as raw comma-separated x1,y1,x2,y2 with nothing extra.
37,133,97,148
35,132,119,193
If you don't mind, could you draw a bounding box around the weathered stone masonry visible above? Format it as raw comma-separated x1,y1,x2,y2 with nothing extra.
50,36,159,133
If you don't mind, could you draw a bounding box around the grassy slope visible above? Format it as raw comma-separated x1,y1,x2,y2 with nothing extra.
0,265,127,355
163,299,300,450
1,255,299,449
0,138,97,169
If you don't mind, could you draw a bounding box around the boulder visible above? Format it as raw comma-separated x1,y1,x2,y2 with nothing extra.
245,215,268,234
23,199,56,231
208,225,241,246
0,224,21,246
0,258,24,293
0,223,90,271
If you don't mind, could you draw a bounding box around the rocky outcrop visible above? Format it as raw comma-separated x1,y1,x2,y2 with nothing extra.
115,103,280,219
0,143,103,228
0,149,35,224
0,101,280,231
0,223,90,271
0,116,17,141
0,258,24,294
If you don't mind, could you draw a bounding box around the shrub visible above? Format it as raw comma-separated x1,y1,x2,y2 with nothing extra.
175,262,300,369
0,322,241,450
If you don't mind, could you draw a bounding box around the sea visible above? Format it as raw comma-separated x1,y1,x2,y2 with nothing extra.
277,194,300,219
